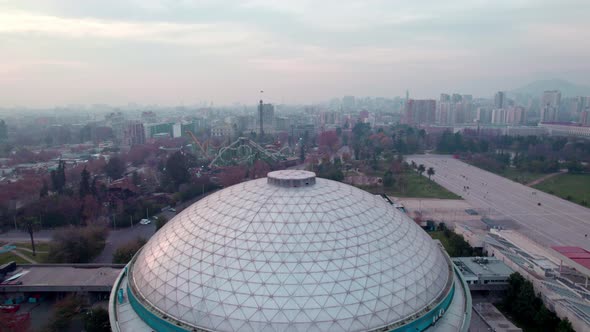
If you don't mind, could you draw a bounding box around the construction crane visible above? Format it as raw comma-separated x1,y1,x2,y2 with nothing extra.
185,130,227,159
185,130,209,157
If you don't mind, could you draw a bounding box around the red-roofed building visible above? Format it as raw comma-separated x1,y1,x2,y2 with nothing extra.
552,246,590,274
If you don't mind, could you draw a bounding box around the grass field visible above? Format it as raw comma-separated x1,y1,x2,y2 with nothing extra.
0,242,50,264
391,172,461,198
15,242,51,252
16,250,49,263
533,173,590,207
497,168,546,185
0,252,29,265
358,172,460,199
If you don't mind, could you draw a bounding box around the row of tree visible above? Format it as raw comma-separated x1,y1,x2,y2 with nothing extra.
501,273,575,332
434,223,481,257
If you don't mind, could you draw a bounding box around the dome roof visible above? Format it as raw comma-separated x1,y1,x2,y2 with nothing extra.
129,170,451,332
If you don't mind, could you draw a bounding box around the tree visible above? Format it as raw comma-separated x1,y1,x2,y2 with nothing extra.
250,160,270,179
51,160,66,193
104,155,125,180
165,151,190,188
40,180,49,197
83,307,111,332
299,144,305,162
0,119,7,140
19,216,41,256
156,215,169,231
132,171,141,186
557,318,575,332
90,176,98,197
219,165,248,188
48,226,108,263
318,131,340,154
427,167,435,180
566,160,584,174
112,238,146,264
382,171,395,188
351,122,371,160
79,167,91,198
417,164,426,176
43,295,83,332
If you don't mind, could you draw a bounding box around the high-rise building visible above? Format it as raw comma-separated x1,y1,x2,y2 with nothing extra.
141,111,157,123
451,93,462,103
258,102,275,134
580,110,589,126
342,96,356,111
494,91,505,109
144,122,174,138
404,99,436,124
541,90,561,122
436,102,453,124
491,108,507,124
440,93,450,102
122,121,145,146
505,107,525,125
476,107,492,124
105,111,126,143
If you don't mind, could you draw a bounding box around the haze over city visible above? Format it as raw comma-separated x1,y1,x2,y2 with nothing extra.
2,0,590,107
1,2,590,332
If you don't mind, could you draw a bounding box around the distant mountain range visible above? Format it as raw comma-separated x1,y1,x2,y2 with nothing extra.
509,79,590,97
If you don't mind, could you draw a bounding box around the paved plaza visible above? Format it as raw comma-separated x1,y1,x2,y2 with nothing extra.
407,155,590,250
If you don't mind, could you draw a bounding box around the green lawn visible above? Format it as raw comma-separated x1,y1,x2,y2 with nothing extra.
357,172,460,199
385,172,461,199
15,241,51,252
16,250,49,263
428,231,453,252
0,252,29,265
0,242,51,264
533,173,590,206
497,168,546,185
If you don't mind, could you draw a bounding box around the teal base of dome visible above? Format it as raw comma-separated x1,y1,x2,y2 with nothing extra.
126,282,456,332
389,284,455,332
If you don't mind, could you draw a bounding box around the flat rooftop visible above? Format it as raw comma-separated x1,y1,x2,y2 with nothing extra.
552,246,590,270
452,257,514,278
0,264,123,292
473,302,522,332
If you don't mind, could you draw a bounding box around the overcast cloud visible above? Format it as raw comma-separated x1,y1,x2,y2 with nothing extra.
1,0,589,106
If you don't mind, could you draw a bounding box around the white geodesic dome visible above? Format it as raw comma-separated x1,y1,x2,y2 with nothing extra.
129,170,450,332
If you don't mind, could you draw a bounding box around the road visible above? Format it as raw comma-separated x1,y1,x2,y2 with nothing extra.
93,223,157,263
93,190,216,263
0,229,55,243
407,155,590,250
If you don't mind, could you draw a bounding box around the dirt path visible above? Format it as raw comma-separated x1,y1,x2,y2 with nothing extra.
526,170,566,187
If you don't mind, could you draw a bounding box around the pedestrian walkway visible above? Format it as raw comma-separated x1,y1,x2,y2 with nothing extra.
526,170,566,187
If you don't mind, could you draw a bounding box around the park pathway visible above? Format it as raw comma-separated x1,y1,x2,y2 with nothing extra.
526,170,566,187
11,249,37,264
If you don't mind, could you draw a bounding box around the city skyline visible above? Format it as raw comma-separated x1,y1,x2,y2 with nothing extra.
1,0,590,107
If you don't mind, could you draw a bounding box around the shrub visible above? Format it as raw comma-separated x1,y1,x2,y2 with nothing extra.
83,307,111,332
112,238,147,264
47,226,108,263
43,295,83,332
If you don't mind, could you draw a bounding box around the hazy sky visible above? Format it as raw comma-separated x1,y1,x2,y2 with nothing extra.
1,0,590,107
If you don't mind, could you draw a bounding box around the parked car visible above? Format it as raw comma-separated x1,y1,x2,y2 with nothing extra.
139,219,151,225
